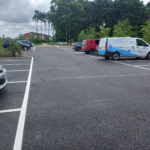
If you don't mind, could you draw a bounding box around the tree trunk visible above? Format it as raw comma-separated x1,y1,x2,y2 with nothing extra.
41,21,42,39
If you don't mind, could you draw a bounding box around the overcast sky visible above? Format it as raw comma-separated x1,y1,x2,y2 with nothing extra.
0,0,149,38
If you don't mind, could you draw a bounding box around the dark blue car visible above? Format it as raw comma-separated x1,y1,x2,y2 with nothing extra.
19,40,33,49
3,40,33,50
73,42,82,51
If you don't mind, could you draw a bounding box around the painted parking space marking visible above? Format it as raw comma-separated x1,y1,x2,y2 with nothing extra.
0,108,21,114
7,70,29,72
90,55,104,59
0,60,30,62
13,57,34,150
137,65,150,67
8,81,27,84
51,73,150,81
3,64,30,66
111,61,150,71
74,52,83,54
86,53,150,71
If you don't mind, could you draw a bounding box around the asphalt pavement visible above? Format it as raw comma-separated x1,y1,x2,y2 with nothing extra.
1,46,150,150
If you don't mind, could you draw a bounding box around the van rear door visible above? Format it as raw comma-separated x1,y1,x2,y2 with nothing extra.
97,38,107,55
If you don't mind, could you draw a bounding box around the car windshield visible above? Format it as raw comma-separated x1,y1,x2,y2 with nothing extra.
20,41,28,43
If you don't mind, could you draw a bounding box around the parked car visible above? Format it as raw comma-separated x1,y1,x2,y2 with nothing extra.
0,65,7,90
19,40,33,49
3,40,32,51
3,39,10,49
82,39,100,54
16,41,31,50
97,37,150,60
73,42,82,51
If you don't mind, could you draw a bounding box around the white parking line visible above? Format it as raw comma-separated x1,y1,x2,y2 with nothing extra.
90,55,104,59
0,60,30,62
74,52,83,55
13,57,34,150
8,81,27,84
3,64,30,66
0,108,21,114
111,61,150,71
51,73,150,81
7,70,29,72
137,65,150,67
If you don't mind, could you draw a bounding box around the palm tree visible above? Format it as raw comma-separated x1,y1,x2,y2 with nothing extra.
47,11,51,37
32,10,40,34
39,12,47,39
43,13,47,35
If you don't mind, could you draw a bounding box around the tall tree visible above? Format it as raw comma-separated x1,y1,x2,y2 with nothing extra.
141,19,150,44
33,10,40,33
113,19,134,37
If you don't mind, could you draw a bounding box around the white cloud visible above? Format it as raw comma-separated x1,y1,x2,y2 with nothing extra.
0,0,50,38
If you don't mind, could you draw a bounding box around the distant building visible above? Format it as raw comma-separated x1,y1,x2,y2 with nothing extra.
23,32,51,40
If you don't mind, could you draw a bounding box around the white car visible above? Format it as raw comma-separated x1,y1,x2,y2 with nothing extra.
97,37,150,60
0,65,7,90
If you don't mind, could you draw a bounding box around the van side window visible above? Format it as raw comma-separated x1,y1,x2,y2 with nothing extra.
137,39,148,47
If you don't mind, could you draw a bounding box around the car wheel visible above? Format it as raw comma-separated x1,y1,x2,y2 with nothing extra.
112,52,120,60
146,52,150,60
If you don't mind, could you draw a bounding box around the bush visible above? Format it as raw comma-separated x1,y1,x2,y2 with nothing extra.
30,38,43,44
0,46,11,57
8,42,22,57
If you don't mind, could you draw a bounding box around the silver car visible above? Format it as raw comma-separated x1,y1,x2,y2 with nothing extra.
0,65,7,90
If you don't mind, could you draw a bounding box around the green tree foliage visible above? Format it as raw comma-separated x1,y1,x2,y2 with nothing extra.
78,26,98,41
141,19,150,44
33,0,149,41
113,19,134,37
78,30,87,42
99,26,111,38
9,42,22,57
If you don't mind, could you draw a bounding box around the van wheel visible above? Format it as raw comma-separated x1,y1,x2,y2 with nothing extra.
112,52,120,60
146,53,150,60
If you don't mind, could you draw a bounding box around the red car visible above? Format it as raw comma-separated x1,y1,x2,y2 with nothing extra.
82,39,100,54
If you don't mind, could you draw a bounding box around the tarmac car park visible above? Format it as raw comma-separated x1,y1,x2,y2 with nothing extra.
0,45,150,150
0,55,32,150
